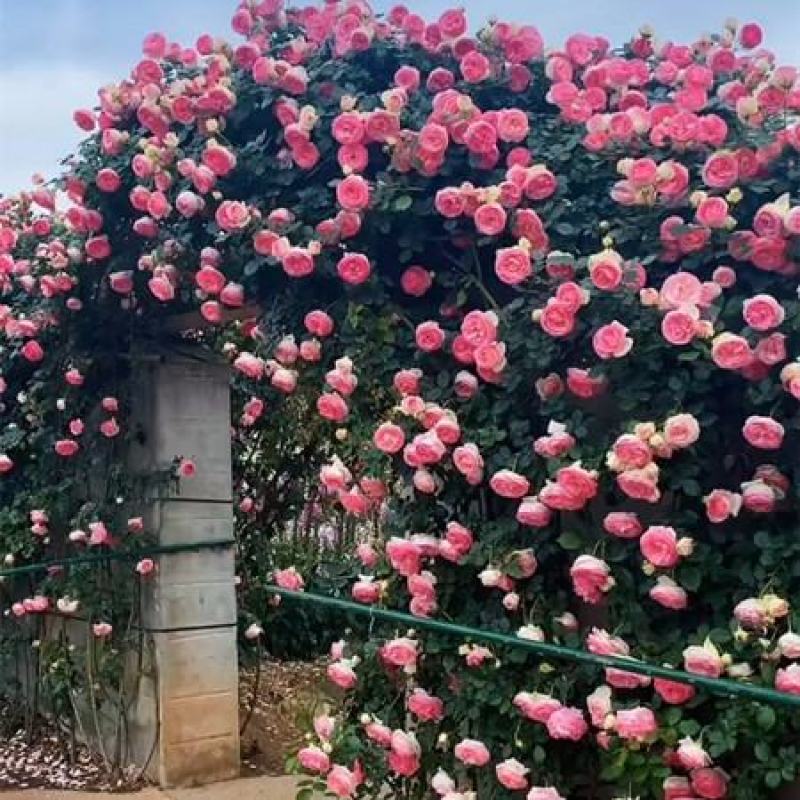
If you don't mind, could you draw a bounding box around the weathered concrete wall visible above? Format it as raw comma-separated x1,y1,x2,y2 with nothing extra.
127,350,239,787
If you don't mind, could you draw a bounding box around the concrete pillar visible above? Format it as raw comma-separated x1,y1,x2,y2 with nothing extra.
127,349,239,786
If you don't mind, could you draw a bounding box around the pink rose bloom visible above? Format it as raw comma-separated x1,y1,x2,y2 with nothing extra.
616,707,658,741
460,50,491,83
517,496,552,527
234,353,265,380
546,707,588,741
660,271,703,308
776,664,800,695
454,370,479,398
327,764,358,798
566,368,606,398
755,332,787,366
640,525,681,568
298,745,330,774
490,469,530,499
702,151,738,188
373,422,405,454
92,622,113,638
386,537,422,576
454,738,491,767
393,368,422,395
435,187,465,218
589,253,623,290
539,299,575,338
461,309,498,347
364,720,392,747
690,767,729,799
612,434,653,469
570,555,613,604
650,577,688,610
327,661,357,690
617,464,660,503
711,333,753,370
741,479,777,513
352,578,380,604
304,309,334,337
704,489,742,523
215,200,251,231
592,321,632,359
400,266,432,297
676,737,711,770
381,636,418,667
317,392,348,422
695,196,729,228
407,688,444,722
603,512,642,539
55,439,80,457
527,788,566,800
474,202,507,235
514,691,562,722
778,632,800,659
336,175,370,211
496,759,529,791
683,643,723,678
337,252,371,285
495,246,532,285
135,558,155,576
663,413,700,448
274,567,304,591
743,294,785,331
654,678,696,705
415,321,446,352
739,22,762,48
742,415,784,450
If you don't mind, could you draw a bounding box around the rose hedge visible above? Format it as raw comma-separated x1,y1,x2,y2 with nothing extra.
2,1,800,797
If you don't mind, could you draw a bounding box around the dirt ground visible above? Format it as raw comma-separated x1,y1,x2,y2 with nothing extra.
0,659,331,792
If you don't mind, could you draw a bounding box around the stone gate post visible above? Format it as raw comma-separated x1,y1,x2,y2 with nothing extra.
127,348,239,786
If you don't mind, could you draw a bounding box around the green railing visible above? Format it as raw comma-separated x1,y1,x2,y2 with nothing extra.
266,585,800,710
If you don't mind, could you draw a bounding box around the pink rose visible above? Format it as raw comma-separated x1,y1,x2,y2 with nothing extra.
514,692,561,722
603,512,642,539
454,738,491,766
711,333,753,370
373,422,405,454
407,688,444,721
474,202,507,235
327,765,358,798
490,469,530,499
690,767,729,799
695,196,729,228
461,310,498,346
453,443,483,475
298,745,330,774
304,310,334,337
776,664,800,695
589,254,623,290
496,759,529,791
400,265,432,296
528,789,566,800
381,636,418,667
435,187,465,218
415,321,446,352
386,537,422,576
539,299,575,337
742,415,784,450
327,661,357,690
677,738,711,770
336,175,371,211
546,706,588,741
661,308,698,346
650,577,688,610
743,293,784,331
274,567,304,591
337,252,371,285
55,439,80,457
664,413,700,448
495,246,532,285
640,525,682,568
702,151,738,188
570,555,613,604
460,50,491,83
660,271,703,309
612,434,652,469
683,643,723,678
215,200,251,231
616,707,658,741
654,678,696,705
739,22,762,48
592,321,632,359
704,489,742,523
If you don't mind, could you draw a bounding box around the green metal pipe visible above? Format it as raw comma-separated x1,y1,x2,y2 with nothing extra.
267,586,800,710
0,539,233,579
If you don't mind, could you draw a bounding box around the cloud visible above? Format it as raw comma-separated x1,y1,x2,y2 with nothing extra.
0,66,106,195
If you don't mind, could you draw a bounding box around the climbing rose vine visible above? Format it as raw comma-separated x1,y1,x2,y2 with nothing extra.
1,0,800,797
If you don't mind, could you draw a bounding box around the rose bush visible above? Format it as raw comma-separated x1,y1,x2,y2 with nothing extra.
1,0,800,797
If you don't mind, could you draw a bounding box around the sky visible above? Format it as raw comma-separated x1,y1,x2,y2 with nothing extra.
1,1,799,196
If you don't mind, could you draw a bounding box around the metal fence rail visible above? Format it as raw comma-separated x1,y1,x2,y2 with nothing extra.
266,585,800,710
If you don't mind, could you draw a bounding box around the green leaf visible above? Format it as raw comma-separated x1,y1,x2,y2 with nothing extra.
393,195,413,211
756,706,776,731
765,771,782,789
557,530,583,550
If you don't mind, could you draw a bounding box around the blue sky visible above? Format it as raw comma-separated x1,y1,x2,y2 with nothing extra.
1,1,799,195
